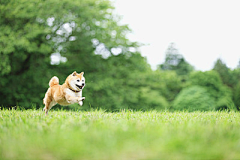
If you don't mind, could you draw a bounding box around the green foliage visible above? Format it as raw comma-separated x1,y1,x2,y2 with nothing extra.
0,0,52,76
136,87,169,110
147,71,182,102
213,60,240,108
233,81,240,109
213,59,235,87
189,71,223,98
189,71,237,110
172,86,215,111
80,53,151,111
231,68,240,107
215,97,236,111
0,0,139,108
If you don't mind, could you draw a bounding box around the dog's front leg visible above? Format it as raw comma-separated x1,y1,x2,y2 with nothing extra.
65,95,80,104
65,95,85,105
79,97,85,106
78,90,85,106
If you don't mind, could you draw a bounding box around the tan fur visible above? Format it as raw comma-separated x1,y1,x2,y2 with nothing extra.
43,71,85,115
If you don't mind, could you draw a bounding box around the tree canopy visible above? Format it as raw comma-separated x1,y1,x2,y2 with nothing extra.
0,0,140,108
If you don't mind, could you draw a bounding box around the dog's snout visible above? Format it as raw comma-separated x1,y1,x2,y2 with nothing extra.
82,83,85,86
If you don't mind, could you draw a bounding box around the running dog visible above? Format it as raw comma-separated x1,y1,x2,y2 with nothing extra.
43,71,85,115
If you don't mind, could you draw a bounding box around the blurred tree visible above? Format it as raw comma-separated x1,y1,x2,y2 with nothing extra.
158,43,194,75
189,71,236,111
136,87,169,111
0,0,53,107
213,59,240,108
0,0,139,107
232,68,240,109
189,71,222,98
213,58,234,87
172,86,215,111
125,70,182,110
80,53,152,111
233,81,240,109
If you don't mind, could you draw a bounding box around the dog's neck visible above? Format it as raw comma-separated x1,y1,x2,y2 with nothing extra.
69,87,80,93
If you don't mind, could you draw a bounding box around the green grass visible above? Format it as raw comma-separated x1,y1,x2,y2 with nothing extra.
1,109,240,160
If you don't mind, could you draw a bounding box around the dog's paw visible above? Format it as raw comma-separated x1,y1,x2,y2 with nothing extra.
78,97,85,102
79,101,83,106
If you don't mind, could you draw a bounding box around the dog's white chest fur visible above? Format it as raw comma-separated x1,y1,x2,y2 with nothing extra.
65,89,82,99
65,88,83,105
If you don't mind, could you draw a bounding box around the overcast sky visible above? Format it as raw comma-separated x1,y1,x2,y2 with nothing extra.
112,0,240,71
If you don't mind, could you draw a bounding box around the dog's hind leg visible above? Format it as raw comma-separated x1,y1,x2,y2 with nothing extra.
43,99,51,115
43,89,56,115
43,89,50,115
44,101,57,115
44,99,57,115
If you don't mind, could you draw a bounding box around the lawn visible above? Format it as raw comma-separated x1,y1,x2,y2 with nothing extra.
1,109,240,159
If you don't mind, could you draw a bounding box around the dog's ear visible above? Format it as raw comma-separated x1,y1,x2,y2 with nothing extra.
80,72,84,76
72,71,77,76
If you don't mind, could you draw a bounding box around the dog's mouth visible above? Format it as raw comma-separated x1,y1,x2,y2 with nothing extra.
76,84,83,90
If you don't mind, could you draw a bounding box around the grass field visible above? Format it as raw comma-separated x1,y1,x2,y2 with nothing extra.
1,109,240,160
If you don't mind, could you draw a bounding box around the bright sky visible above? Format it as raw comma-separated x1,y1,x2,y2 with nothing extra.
112,0,240,71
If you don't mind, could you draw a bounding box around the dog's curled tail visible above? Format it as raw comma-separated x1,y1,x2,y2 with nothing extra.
49,76,59,87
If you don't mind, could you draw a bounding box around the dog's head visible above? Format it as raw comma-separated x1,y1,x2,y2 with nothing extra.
66,71,85,91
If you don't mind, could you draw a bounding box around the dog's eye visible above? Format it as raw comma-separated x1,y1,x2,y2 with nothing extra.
77,79,80,82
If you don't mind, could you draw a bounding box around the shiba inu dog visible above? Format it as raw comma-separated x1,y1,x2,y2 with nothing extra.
43,71,85,115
